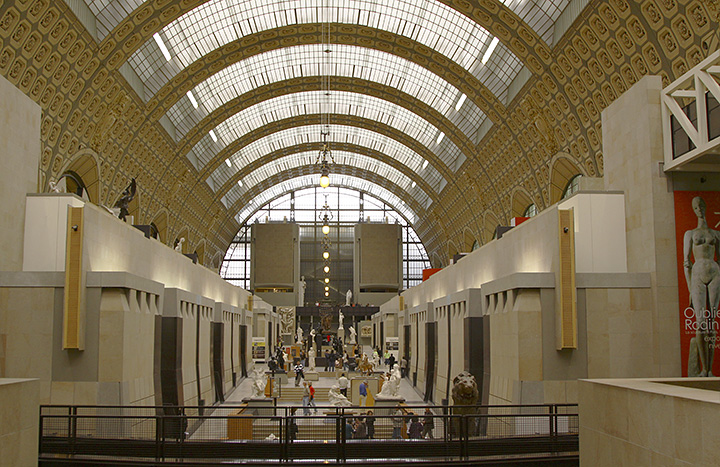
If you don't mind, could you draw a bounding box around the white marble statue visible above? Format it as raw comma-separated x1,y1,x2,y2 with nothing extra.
371,349,380,369
49,180,64,193
298,276,306,306
296,326,303,345
308,347,316,371
345,289,352,306
376,363,401,398
175,237,185,252
328,385,353,406
348,326,357,345
251,367,267,398
310,328,317,350
338,310,344,330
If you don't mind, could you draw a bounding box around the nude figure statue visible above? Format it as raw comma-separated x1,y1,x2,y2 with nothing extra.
683,197,720,376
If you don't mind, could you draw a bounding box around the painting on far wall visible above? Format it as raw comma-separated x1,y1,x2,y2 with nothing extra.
673,191,720,377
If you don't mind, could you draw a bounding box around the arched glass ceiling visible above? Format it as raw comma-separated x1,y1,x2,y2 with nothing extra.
501,0,572,46
187,90,462,171
128,0,522,104
85,0,570,49
209,124,447,193
234,174,417,226
166,44,485,142
222,151,431,209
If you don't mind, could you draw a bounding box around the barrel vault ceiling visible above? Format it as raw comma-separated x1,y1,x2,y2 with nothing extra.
0,0,717,268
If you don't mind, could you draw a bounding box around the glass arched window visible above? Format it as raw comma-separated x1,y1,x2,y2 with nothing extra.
562,174,583,200
471,240,480,251
523,204,537,218
220,187,430,300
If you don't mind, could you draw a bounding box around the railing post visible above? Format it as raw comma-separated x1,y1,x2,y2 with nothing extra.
37,408,44,457
70,406,78,456
156,415,164,461
462,415,469,459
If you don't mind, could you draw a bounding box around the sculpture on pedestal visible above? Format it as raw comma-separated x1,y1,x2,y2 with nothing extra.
345,289,352,306
338,310,344,329
450,371,480,436
113,178,136,222
328,385,353,406
298,276,306,306
308,348,316,371
348,326,357,345
296,326,303,345
376,363,401,398
309,328,317,350
175,237,185,252
251,367,267,399
683,196,720,376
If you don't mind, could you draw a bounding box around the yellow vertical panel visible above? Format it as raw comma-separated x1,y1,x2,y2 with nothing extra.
557,209,577,350
63,207,85,350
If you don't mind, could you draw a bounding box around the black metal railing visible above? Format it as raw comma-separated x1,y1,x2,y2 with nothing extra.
39,403,578,465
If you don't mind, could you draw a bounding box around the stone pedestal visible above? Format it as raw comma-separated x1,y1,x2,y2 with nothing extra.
373,397,406,416
304,371,319,381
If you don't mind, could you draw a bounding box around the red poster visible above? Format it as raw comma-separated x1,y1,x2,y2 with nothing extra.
673,191,720,376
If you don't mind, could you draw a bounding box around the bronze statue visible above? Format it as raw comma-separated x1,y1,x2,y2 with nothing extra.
114,178,136,222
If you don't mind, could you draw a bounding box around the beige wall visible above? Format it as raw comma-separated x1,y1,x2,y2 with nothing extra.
0,378,39,467
0,75,40,272
579,378,720,466
602,75,680,377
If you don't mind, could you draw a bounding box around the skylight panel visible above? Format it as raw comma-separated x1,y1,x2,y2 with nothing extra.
206,124,445,192
186,90,199,109
181,90,463,170
163,44,486,143
128,0,523,109
153,33,172,61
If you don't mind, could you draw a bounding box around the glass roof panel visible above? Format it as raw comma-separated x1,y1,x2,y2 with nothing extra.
179,90,462,172
234,174,416,226
127,0,524,105
82,0,144,40
501,0,571,46
209,124,446,192
164,44,485,142
221,150,430,209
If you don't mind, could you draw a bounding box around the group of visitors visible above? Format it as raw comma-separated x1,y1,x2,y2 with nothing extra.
344,411,376,439
392,406,434,439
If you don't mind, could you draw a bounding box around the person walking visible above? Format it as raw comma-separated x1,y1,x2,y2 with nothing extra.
407,416,423,439
294,361,304,387
421,408,434,439
353,417,367,439
288,407,299,442
392,406,404,439
400,356,408,378
308,382,317,414
324,350,330,371
302,381,311,415
359,380,368,406
365,410,375,439
338,373,349,397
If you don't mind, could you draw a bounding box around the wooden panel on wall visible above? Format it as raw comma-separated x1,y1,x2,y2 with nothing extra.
251,223,298,288
356,223,401,289
63,206,85,350
557,209,577,350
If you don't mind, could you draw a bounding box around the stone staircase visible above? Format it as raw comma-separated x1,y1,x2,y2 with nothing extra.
275,385,331,404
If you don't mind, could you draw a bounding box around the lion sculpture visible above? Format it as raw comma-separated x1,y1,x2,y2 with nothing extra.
451,371,479,406
451,371,482,437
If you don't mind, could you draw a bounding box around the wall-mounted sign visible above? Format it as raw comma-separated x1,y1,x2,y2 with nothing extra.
673,191,720,377
252,337,266,361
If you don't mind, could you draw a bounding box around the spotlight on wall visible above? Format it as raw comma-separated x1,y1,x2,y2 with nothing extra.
324,278,330,283
323,251,330,259
325,286,329,291
324,291,329,297
324,265,330,273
